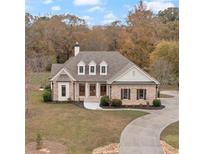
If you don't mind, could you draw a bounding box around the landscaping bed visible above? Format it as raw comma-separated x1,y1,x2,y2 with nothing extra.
101,105,165,110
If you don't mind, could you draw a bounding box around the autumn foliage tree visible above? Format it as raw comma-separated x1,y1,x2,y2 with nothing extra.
25,0,179,85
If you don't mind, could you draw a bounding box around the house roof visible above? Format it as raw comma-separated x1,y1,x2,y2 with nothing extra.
50,51,159,84
50,64,64,78
56,74,71,82
51,51,135,81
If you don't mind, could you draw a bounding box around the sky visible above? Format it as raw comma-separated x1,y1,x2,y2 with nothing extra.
26,0,179,25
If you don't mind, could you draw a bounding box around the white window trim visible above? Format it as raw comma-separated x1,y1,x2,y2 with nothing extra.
100,65,107,75
89,60,96,75
89,65,96,75
77,61,85,75
100,61,108,75
78,65,85,75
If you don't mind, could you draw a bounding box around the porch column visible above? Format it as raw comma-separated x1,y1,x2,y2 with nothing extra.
75,82,78,101
96,82,100,98
85,82,89,98
50,81,53,90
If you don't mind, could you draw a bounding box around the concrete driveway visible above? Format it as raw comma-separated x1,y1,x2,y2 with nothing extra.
119,90,179,154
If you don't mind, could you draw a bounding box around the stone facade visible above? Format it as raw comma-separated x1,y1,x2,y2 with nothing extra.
111,84,156,105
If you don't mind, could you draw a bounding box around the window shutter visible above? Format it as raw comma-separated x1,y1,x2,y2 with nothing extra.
121,89,123,99
144,89,147,100
128,89,130,100
137,89,139,100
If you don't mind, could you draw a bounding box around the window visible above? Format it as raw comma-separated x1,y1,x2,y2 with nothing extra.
100,84,106,96
90,66,95,73
61,85,66,97
100,61,108,75
79,66,84,73
89,61,96,75
77,61,85,75
79,83,85,96
121,89,130,99
137,89,146,100
102,66,106,73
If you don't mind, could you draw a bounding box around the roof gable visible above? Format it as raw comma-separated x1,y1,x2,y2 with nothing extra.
109,66,159,84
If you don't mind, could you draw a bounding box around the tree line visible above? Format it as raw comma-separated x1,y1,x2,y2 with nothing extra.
26,1,179,85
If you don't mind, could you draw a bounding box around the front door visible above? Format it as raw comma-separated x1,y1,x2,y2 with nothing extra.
58,82,69,101
89,84,96,96
100,84,107,96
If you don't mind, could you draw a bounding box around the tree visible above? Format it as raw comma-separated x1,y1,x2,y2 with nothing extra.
150,41,179,84
158,7,179,23
117,0,157,70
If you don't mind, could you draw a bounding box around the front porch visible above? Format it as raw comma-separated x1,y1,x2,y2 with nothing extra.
74,82,110,102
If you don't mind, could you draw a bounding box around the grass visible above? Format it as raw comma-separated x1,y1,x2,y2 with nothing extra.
160,84,179,91
160,93,174,98
26,72,148,154
160,121,179,149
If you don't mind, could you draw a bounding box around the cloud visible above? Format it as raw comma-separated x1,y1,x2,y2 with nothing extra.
144,0,175,13
51,6,61,11
80,15,93,25
81,15,92,20
43,0,53,4
102,12,118,24
73,0,101,6
87,6,104,12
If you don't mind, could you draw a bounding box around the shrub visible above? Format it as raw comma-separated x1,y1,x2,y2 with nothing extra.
43,90,52,102
153,99,161,107
36,133,43,150
100,96,109,106
44,84,51,90
111,99,122,107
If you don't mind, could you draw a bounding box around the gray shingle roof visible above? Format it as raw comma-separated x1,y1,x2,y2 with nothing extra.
64,51,135,81
56,74,71,82
50,51,159,84
50,64,64,78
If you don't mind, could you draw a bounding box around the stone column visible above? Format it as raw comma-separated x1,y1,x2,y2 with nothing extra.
96,83,100,98
85,82,89,98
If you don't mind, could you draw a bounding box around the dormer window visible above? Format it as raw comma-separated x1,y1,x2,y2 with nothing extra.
89,61,96,75
100,61,108,75
79,66,84,73
77,61,85,75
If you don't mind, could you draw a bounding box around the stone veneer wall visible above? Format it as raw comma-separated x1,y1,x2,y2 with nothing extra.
111,84,156,105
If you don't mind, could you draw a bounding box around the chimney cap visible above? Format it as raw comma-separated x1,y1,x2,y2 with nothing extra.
75,41,79,47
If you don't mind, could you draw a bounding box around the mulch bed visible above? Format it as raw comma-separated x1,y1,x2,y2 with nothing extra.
93,143,119,154
26,140,67,154
101,105,165,110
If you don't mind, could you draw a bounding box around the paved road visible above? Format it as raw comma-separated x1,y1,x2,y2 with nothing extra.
119,91,179,154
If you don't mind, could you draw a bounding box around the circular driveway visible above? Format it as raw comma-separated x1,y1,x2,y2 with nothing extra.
119,91,179,154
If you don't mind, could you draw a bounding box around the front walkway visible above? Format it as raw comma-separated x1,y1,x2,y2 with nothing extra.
119,91,179,154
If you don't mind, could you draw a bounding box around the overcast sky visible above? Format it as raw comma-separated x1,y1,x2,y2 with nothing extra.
26,0,179,25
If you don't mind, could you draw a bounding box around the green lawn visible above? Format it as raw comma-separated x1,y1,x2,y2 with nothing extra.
160,93,174,98
26,72,148,154
160,121,179,149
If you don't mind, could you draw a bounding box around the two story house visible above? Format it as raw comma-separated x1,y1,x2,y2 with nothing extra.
50,42,160,105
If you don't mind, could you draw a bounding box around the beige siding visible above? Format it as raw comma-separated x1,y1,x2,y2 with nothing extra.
111,84,156,105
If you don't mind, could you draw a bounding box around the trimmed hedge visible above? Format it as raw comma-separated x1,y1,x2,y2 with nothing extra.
43,90,52,102
111,99,122,107
153,99,161,107
100,96,109,106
